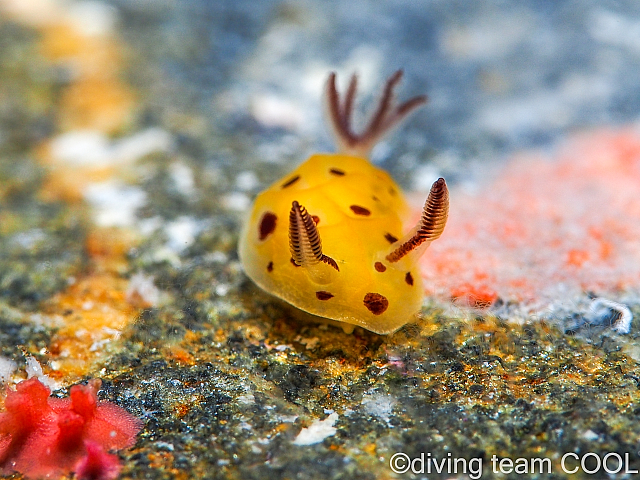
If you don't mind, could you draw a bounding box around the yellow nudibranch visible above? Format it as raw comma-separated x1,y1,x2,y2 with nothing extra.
239,70,449,334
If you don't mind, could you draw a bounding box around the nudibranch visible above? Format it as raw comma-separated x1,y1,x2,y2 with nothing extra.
239,70,449,334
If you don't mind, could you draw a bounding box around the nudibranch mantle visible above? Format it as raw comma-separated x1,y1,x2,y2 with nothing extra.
239,71,449,334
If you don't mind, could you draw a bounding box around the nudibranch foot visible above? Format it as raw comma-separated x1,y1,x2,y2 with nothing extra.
341,323,355,334
325,70,428,157
386,177,449,263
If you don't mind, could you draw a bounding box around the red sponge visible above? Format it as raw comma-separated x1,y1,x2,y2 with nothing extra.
0,377,142,479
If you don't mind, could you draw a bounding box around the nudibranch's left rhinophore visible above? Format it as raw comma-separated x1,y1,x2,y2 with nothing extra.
239,70,449,334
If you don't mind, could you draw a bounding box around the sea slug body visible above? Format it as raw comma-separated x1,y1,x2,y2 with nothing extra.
239,70,449,334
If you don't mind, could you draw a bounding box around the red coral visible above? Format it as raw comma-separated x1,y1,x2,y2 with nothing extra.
0,377,142,479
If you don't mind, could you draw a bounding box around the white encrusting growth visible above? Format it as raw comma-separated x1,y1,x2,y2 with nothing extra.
251,94,305,130
89,327,121,352
361,391,396,425
50,128,176,226
66,0,117,37
83,180,147,227
292,412,339,446
222,192,251,211
0,357,17,384
50,128,173,167
235,171,260,192
165,216,203,253
126,273,161,308
169,162,196,196
588,297,633,334
25,356,60,390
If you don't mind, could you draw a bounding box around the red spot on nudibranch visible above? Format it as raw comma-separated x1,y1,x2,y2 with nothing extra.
384,233,398,244
374,262,386,272
350,205,371,216
0,377,142,480
363,293,388,315
316,291,334,300
312,215,320,225
329,168,345,176
405,272,414,286
267,261,274,272
281,175,300,188
259,212,277,240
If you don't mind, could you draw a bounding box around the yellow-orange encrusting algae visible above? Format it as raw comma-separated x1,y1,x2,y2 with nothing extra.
1,0,142,382
45,228,140,381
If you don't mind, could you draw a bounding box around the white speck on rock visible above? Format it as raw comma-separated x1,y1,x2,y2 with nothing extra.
206,251,228,264
50,128,173,167
215,284,230,297
150,246,182,268
237,393,255,405
299,337,320,350
581,429,600,442
25,356,44,378
165,216,204,253
235,171,260,191
588,297,633,334
67,1,117,37
89,338,112,352
82,301,94,310
25,357,60,390
278,414,299,424
0,357,17,384
11,229,46,249
169,161,196,196
155,442,175,452
222,192,250,211
83,180,147,227
126,272,161,308
590,9,640,54
361,391,396,425
138,216,163,236
51,130,109,166
251,94,305,131
293,412,339,446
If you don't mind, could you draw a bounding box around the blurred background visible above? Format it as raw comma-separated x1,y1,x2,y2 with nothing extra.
4,0,640,187
111,0,640,181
